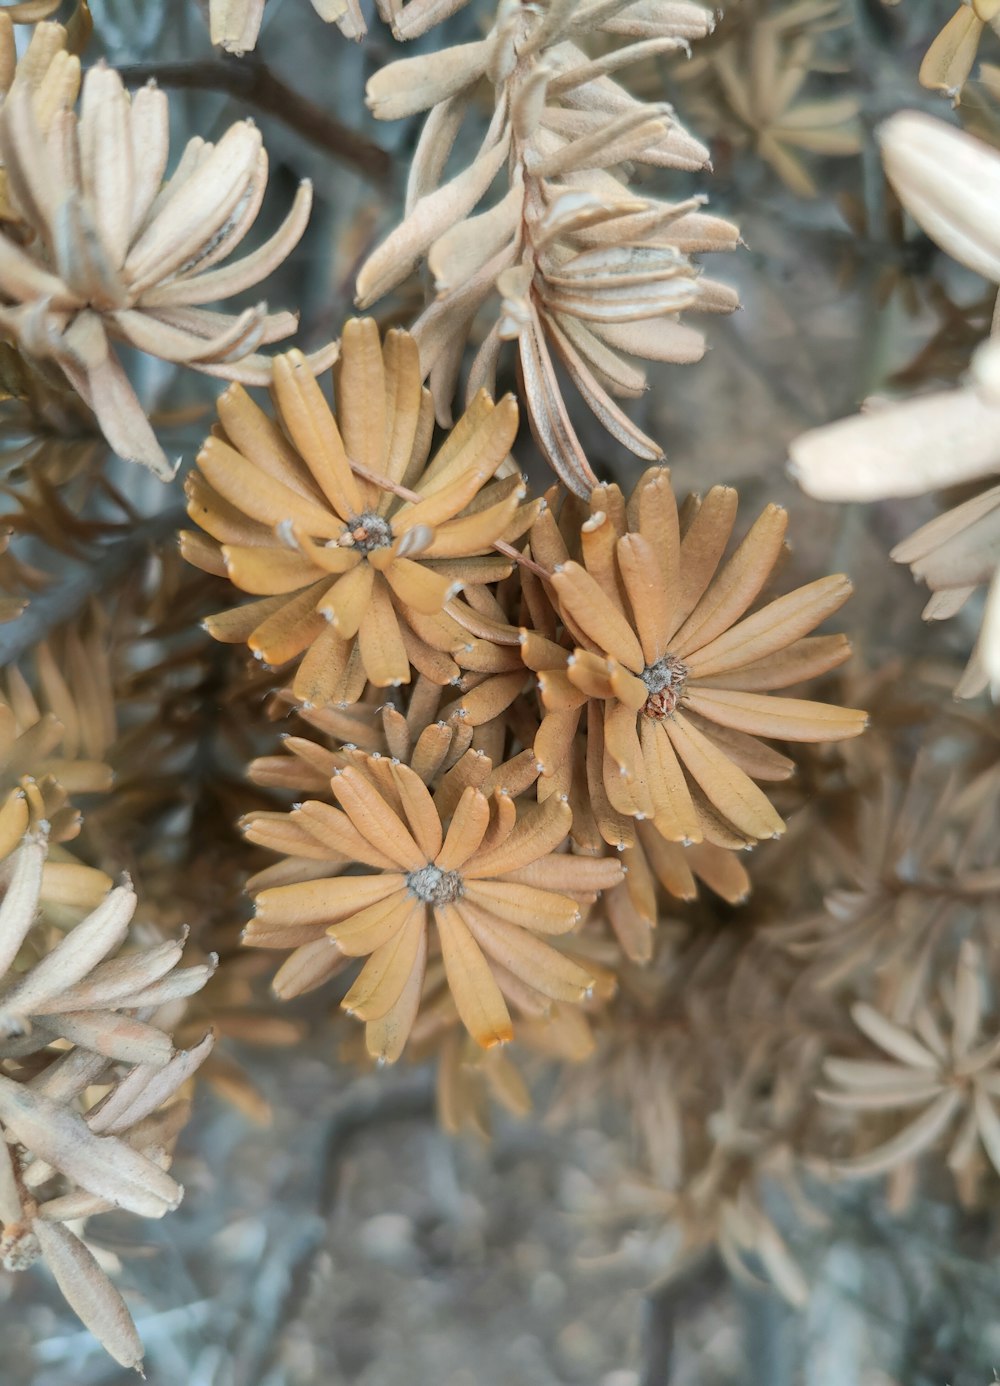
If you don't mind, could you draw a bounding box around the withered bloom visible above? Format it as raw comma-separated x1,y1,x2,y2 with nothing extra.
527,468,865,849
0,829,215,1369
820,942,1000,1196
359,0,737,493
0,659,113,865
679,2,862,198
0,62,321,477
791,113,1000,699
184,318,537,706
244,752,622,1061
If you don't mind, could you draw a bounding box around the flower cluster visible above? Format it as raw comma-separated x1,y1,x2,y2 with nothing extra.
357,0,739,493
177,318,868,1064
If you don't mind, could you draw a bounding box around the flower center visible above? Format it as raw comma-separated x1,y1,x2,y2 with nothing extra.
338,511,393,554
406,864,464,905
640,654,689,719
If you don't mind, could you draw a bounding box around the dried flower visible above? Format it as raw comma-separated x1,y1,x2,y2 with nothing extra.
819,941,1000,1197
0,828,215,1368
678,0,862,197
772,728,1000,1017
358,0,738,493
243,750,622,1060
527,468,865,850
605,825,751,963
562,929,822,1306
0,62,324,477
790,112,1000,697
183,318,537,706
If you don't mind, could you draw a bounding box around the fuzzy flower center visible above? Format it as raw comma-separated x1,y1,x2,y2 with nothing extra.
640,654,689,719
406,864,464,905
338,511,393,553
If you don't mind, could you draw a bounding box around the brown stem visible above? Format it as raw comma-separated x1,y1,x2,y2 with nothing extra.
116,56,391,185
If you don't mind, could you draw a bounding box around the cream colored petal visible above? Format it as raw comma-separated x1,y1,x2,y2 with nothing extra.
881,112,1000,283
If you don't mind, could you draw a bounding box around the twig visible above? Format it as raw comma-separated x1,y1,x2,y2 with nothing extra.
116,55,392,185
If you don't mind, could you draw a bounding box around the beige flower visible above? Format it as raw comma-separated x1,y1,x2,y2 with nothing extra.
0,62,324,477
819,942,1000,1197
920,0,1000,97
790,112,1000,697
0,829,215,1369
244,751,622,1061
527,467,865,850
183,319,537,707
358,0,737,494
679,1,862,197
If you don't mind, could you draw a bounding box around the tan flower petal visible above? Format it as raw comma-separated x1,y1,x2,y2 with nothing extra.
464,796,572,877
551,560,644,670
271,351,364,520
672,504,788,658
665,712,785,840
330,765,425,868
254,873,406,929
436,785,490,871
32,1222,143,1371
363,928,427,1063
357,574,411,687
682,688,867,742
434,900,512,1048
341,906,426,1021
328,890,415,957
463,879,580,934
458,901,593,1002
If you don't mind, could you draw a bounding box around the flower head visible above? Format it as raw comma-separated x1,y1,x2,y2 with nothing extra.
358,0,738,493
790,113,1000,698
820,941,1000,1200
0,829,215,1370
0,62,321,476
184,318,538,707
527,467,866,850
243,751,622,1061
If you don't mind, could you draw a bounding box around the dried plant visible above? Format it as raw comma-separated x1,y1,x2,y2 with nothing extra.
675,0,862,197
0,59,329,477
243,746,622,1060
527,467,865,850
0,633,114,866
0,828,215,1368
358,0,739,493
819,941,1000,1201
183,317,537,705
770,727,1000,1017
8,0,1000,1368
792,111,1000,698
559,928,824,1306
206,0,476,50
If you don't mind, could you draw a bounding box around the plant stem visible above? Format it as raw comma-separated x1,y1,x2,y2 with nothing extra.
116,55,392,185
